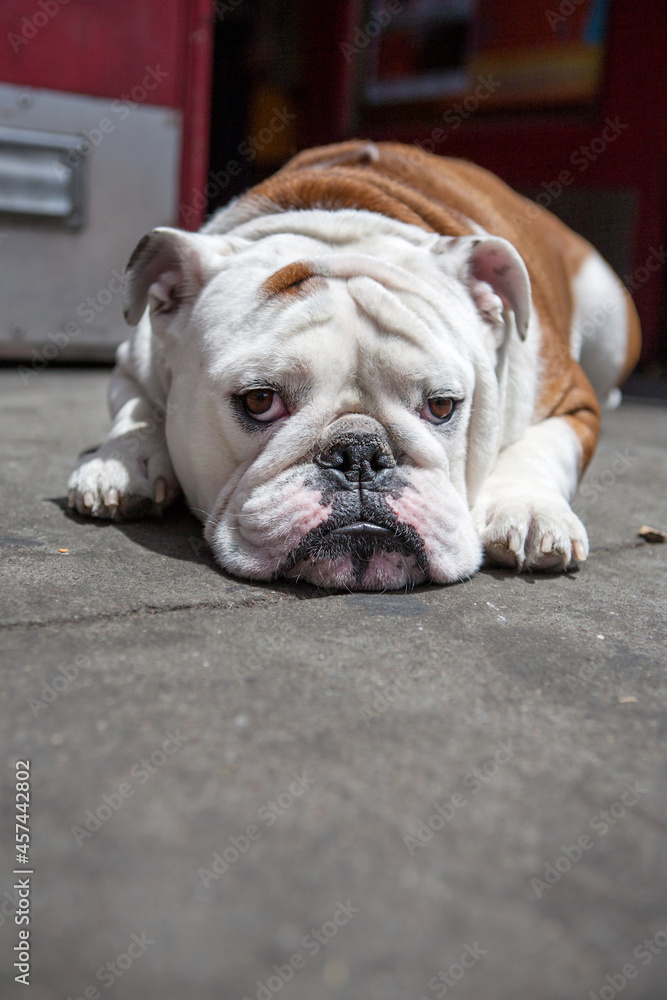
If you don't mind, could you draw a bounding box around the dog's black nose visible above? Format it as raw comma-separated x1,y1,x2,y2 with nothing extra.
315,432,396,488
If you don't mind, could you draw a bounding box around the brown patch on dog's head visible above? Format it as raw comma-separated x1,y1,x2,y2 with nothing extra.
262,261,325,300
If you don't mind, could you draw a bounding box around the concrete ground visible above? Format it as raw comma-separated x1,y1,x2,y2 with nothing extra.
1,368,666,1000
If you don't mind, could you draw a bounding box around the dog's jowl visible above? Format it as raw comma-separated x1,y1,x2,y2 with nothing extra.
68,141,641,590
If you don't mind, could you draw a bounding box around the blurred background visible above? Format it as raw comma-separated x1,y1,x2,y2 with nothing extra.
0,0,665,388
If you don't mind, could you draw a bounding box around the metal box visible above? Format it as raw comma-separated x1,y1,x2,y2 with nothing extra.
0,82,181,363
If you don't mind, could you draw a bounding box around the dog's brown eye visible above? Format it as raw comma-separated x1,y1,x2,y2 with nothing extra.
421,397,456,424
241,389,288,423
245,389,274,414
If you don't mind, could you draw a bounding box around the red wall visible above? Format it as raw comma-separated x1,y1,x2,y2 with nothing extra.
0,0,214,228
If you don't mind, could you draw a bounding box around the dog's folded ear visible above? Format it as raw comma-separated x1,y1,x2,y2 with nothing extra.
432,235,531,341
123,227,225,326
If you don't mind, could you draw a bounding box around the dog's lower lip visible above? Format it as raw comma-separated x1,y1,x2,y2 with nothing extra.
330,522,392,536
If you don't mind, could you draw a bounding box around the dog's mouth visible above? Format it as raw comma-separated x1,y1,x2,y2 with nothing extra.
329,521,393,538
279,509,429,588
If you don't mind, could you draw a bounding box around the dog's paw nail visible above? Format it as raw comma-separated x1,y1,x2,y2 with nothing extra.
154,477,166,505
83,491,95,509
104,488,119,508
572,540,587,561
508,529,521,553
540,533,554,553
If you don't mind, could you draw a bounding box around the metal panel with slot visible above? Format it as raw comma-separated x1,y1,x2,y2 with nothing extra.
0,125,87,228
0,83,181,363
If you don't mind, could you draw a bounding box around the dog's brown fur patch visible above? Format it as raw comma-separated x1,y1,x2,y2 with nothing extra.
262,260,325,299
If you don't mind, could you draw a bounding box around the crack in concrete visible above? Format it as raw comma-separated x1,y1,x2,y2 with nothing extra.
0,593,288,632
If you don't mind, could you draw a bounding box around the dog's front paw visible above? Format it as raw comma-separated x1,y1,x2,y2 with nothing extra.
472,492,588,572
67,441,179,520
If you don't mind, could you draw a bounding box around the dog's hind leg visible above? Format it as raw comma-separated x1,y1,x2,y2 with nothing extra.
569,250,641,408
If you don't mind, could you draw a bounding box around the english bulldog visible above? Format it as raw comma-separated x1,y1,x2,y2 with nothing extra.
67,141,641,590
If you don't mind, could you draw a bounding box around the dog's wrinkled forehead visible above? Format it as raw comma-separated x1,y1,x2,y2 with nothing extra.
197,229,475,370
125,212,530,361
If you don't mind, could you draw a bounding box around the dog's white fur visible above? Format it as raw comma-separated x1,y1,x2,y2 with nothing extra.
68,202,630,589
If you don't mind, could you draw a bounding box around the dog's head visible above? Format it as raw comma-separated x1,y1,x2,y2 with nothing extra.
124,211,530,589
